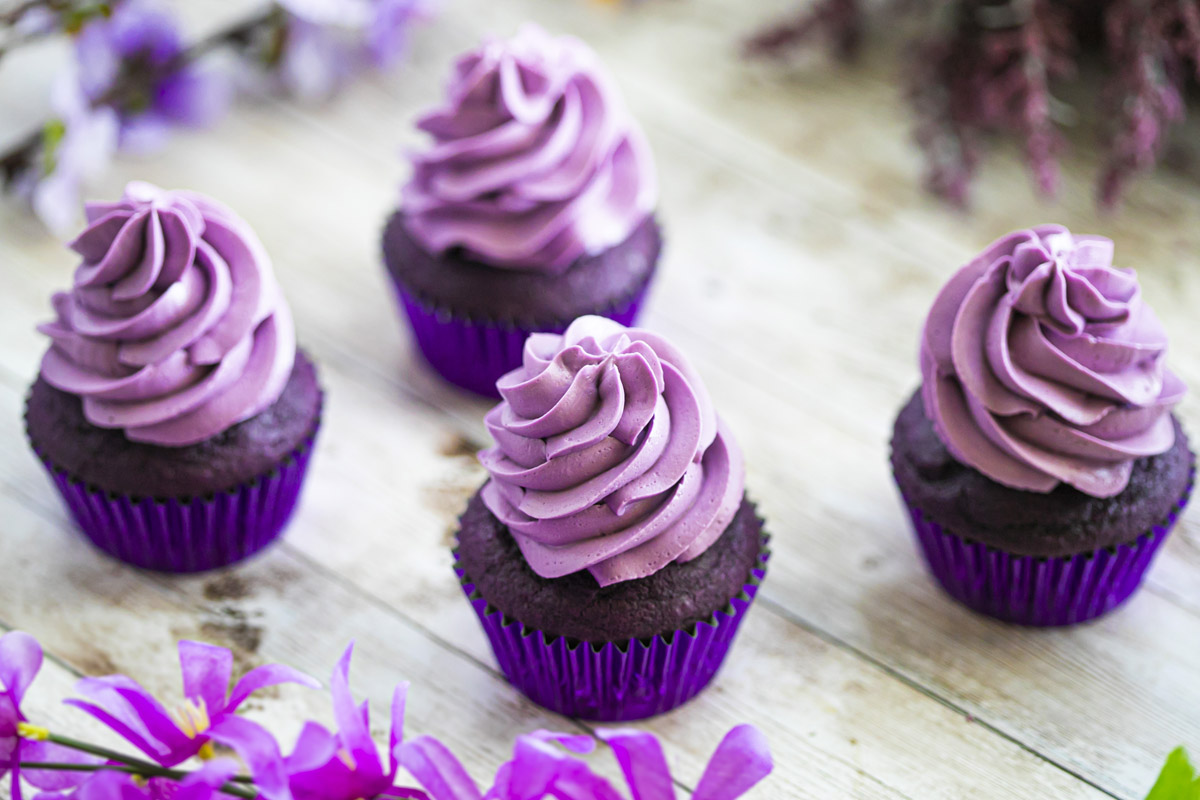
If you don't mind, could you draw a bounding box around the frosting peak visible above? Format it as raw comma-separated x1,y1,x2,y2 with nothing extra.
402,24,657,274
480,316,744,586
920,225,1183,498
38,181,296,447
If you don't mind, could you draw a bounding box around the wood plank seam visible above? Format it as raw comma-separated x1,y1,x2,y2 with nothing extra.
758,596,1127,800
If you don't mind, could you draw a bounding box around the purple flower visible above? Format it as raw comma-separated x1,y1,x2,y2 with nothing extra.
272,0,430,98
399,724,773,800
0,632,100,800
283,643,425,800
364,0,428,69
275,16,359,101
66,639,317,788
73,0,230,152
0,632,42,799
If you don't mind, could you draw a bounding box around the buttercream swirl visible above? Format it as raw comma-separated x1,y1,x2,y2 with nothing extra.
920,224,1184,498
479,316,745,586
402,23,657,274
38,181,296,447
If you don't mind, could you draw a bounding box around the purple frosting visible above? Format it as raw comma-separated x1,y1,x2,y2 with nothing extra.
479,316,745,586
920,224,1184,498
38,181,296,447
402,23,657,274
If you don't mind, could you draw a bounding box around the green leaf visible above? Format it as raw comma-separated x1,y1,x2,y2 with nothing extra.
1146,748,1200,800
41,119,67,176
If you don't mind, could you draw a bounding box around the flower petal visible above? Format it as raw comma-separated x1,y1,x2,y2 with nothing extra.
397,736,482,800
174,757,240,800
72,771,148,800
595,728,676,800
21,741,101,791
178,641,232,715
389,681,409,775
65,675,192,765
227,663,320,713
284,721,339,774
692,725,773,800
330,643,381,778
0,632,43,705
208,716,290,800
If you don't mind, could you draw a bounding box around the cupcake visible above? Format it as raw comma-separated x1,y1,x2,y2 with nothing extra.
891,225,1193,626
454,316,769,721
25,181,323,573
382,24,661,397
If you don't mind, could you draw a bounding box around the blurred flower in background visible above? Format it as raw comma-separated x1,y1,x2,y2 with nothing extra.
73,0,231,152
748,0,1200,208
0,0,435,234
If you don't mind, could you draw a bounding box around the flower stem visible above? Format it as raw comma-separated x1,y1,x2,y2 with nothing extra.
20,762,259,799
37,733,254,786
42,731,157,766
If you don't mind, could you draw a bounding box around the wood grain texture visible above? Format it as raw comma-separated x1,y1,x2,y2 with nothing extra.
1,0,1198,797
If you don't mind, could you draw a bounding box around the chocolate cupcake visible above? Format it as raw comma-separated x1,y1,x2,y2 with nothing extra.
382,24,660,397
25,181,323,572
454,316,769,721
891,225,1193,625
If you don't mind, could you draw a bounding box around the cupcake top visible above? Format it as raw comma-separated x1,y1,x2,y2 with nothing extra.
38,181,296,447
479,316,744,586
920,224,1184,498
402,24,657,274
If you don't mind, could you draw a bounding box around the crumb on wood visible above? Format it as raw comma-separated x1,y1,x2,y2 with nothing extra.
437,432,486,459
202,573,253,602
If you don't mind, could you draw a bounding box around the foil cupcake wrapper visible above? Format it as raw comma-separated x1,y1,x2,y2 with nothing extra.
900,477,1192,626
34,417,321,574
390,279,651,399
454,532,770,721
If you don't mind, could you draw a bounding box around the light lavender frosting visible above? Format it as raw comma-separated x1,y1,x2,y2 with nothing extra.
402,24,657,274
38,181,296,447
480,316,745,586
920,225,1184,498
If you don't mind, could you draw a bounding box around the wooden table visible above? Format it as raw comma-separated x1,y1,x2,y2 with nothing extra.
2,1,1199,797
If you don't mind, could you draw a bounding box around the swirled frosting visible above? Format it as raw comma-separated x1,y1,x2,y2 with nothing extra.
402,23,657,274
920,225,1184,498
37,181,296,447
479,316,745,586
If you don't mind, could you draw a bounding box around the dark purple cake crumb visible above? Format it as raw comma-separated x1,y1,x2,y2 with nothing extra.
26,351,322,499
455,489,766,643
381,211,661,325
891,390,1193,557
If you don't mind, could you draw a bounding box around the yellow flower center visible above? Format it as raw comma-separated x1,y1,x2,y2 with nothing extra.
16,722,49,741
174,697,211,740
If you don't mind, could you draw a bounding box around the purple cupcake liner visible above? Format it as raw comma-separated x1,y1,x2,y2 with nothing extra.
390,280,651,399
900,477,1192,626
35,420,321,574
454,533,770,722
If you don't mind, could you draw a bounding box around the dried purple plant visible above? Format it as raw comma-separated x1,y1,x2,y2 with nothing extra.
748,0,1200,208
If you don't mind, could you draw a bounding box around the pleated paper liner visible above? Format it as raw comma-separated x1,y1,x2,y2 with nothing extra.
32,408,322,574
900,475,1193,627
389,278,651,399
454,528,770,722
